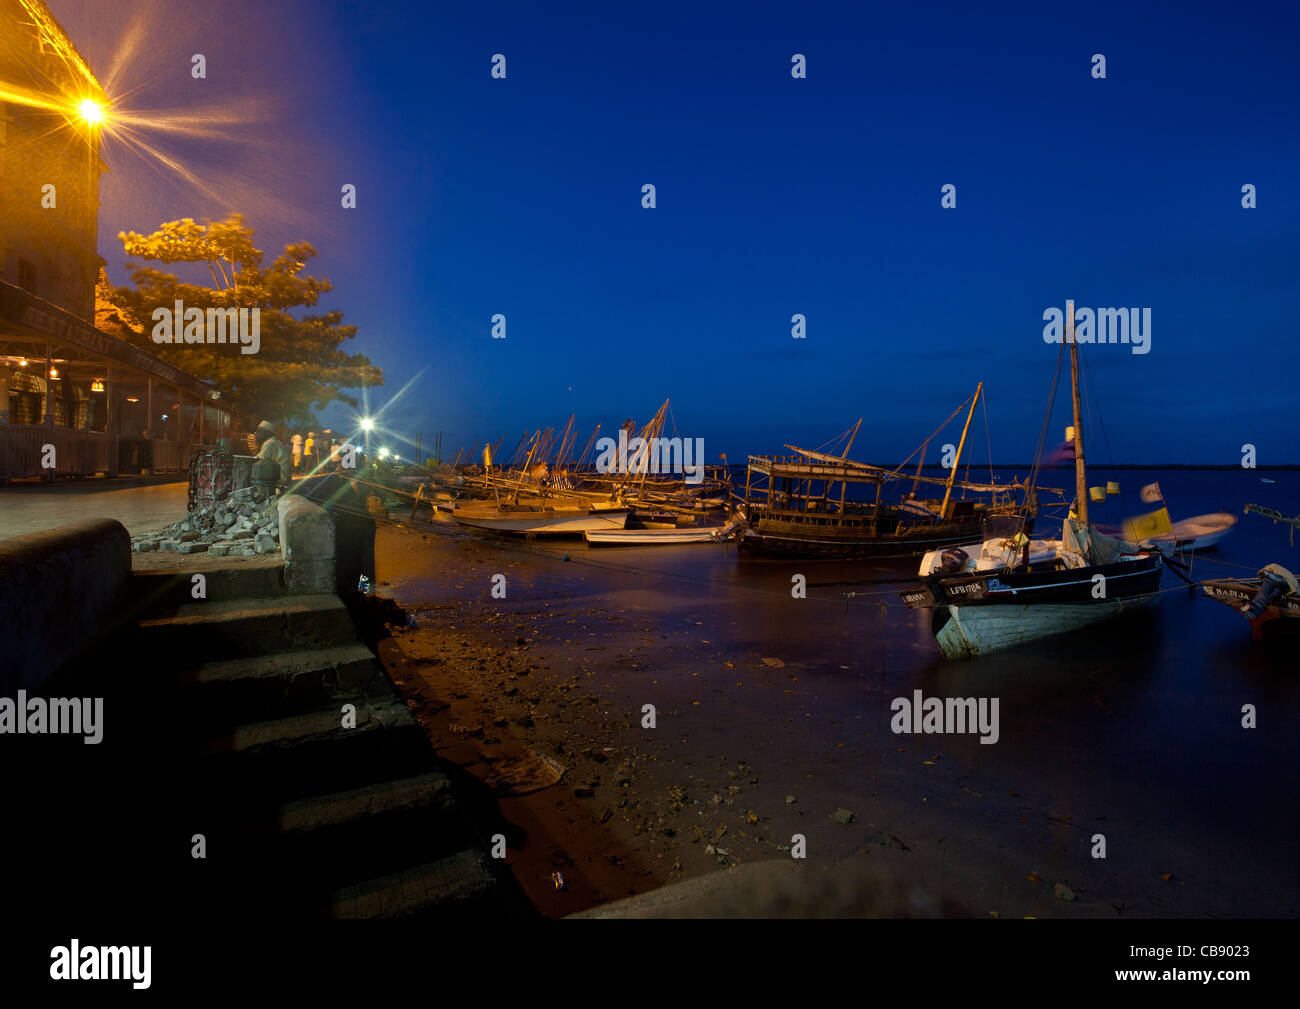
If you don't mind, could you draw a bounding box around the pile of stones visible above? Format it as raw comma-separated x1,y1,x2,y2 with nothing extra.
133,486,282,557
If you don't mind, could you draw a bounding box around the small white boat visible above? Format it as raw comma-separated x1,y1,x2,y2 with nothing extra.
917,535,1060,576
1151,512,1237,554
585,524,731,546
453,503,629,535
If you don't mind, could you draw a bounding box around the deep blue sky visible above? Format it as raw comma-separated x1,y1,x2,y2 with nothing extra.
53,0,1300,464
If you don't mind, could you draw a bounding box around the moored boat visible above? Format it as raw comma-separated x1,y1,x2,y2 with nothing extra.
1152,512,1237,553
738,387,1039,560
1202,564,1300,638
1098,511,1238,555
900,300,1164,659
904,518,1163,659
452,502,629,535
1199,505,1300,637
584,523,735,546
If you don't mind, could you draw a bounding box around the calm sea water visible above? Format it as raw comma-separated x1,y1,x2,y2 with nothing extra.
425,466,1299,912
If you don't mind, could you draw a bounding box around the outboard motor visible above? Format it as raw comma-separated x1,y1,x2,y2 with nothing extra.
937,547,969,575
1243,564,1297,619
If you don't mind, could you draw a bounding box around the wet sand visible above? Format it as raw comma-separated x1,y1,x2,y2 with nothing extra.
372,504,1299,918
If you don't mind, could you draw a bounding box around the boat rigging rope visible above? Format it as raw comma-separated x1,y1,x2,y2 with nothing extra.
981,389,995,488
1028,338,1069,499
1080,355,1116,468
889,394,976,480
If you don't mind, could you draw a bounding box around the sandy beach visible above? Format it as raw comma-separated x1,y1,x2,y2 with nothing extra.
369,507,1297,919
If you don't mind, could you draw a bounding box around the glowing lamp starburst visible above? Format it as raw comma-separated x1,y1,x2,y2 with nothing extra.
78,99,104,125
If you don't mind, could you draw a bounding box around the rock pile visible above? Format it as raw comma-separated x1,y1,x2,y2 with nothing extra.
133,487,282,557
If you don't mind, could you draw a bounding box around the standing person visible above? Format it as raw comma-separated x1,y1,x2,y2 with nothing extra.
291,431,303,475
252,420,292,490
303,431,316,473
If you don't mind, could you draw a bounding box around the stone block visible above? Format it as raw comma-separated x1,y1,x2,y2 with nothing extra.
279,494,336,595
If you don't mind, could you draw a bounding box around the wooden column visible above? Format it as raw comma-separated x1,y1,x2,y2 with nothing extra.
44,343,53,430
105,362,118,477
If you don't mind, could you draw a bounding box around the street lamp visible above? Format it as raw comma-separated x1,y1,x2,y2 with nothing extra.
360,416,374,462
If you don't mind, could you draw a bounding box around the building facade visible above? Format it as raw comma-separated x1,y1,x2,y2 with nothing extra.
0,0,227,481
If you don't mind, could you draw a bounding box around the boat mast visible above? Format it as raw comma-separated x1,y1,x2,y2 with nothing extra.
842,418,862,459
1066,299,1088,526
836,418,863,520
514,430,540,505
940,382,982,518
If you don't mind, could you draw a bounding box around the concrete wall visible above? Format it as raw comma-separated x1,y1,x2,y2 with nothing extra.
0,518,131,691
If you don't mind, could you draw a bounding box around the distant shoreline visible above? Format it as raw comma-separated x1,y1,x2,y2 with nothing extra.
931,464,1298,471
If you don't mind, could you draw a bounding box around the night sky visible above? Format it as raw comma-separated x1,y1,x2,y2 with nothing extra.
50,0,1300,465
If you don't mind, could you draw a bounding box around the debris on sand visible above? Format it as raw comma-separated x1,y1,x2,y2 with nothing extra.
484,749,566,796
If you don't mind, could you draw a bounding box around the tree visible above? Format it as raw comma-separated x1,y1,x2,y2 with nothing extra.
96,214,381,425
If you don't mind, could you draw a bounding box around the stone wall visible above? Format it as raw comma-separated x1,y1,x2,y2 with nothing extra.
0,518,130,691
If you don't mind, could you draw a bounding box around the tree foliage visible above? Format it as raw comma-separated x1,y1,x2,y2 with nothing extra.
96,214,381,426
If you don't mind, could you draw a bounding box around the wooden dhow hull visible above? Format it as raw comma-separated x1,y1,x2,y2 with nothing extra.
935,592,1161,660
739,514,988,559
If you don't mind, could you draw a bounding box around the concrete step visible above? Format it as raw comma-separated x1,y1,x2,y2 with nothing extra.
138,594,354,660
330,849,504,919
199,701,435,801
129,561,286,613
274,772,482,889
278,771,456,832
177,643,391,727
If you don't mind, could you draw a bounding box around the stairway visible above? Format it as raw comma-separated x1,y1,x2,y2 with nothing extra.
107,561,527,920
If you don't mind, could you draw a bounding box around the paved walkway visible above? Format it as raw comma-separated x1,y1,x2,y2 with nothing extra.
0,478,190,540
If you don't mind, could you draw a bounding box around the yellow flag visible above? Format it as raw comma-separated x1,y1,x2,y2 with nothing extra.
1123,506,1174,541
